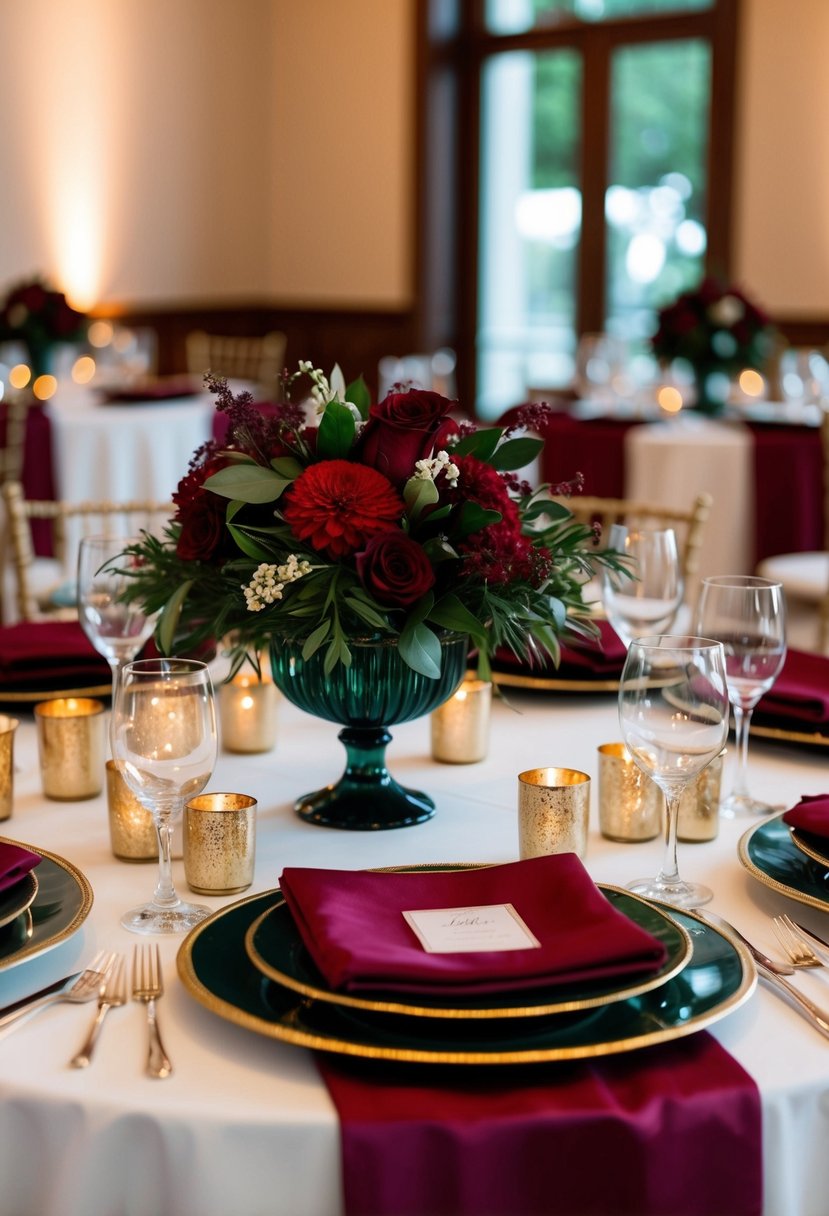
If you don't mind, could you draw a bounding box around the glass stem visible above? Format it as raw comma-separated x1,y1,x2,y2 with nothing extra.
152,811,180,909
731,704,753,799
657,787,683,888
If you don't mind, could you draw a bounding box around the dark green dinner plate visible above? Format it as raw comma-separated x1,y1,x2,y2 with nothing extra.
0,872,38,932
0,839,93,971
178,890,755,1065
739,813,829,911
243,887,692,1020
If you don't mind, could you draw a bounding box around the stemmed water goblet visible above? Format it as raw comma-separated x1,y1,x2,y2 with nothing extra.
77,535,158,692
601,526,684,647
110,658,218,934
695,575,787,816
619,635,730,908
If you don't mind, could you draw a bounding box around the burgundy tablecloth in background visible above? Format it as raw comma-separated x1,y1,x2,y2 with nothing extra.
0,401,55,555
746,422,825,564
534,412,640,498
319,1031,762,1216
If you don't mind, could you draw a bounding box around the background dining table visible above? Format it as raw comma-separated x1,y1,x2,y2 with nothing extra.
1,672,828,1216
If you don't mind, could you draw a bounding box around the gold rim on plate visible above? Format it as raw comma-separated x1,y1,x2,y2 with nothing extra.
492,670,620,693
0,871,38,932
749,723,828,750
0,682,112,705
177,889,755,1065
0,836,94,971
242,886,693,1020
789,828,829,870
738,814,829,913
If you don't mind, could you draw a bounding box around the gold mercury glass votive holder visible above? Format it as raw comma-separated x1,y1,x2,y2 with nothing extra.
517,768,591,860
677,751,725,843
219,674,278,754
34,697,105,801
597,742,662,843
184,792,258,895
0,715,19,821
430,677,492,763
106,760,158,861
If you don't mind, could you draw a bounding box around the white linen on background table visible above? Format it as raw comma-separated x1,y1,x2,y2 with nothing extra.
1,681,828,1215
624,414,755,589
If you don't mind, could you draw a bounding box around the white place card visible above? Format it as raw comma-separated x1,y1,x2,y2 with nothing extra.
402,903,540,954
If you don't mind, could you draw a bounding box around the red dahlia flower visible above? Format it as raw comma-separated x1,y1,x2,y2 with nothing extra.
282,460,404,558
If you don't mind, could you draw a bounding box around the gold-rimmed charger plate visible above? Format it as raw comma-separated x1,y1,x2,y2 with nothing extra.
0,682,111,706
243,886,692,1020
0,872,38,932
739,813,829,912
789,828,829,870
749,722,829,750
177,889,754,1065
492,670,621,693
0,838,93,971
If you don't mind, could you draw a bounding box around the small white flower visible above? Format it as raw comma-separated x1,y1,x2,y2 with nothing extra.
413,450,459,485
708,295,744,328
242,557,311,612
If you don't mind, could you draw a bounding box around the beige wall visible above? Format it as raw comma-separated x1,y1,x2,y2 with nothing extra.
734,0,829,313
0,0,824,318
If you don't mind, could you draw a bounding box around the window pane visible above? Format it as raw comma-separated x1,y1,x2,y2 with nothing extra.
486,0,711,36
478,50,582,420
605,39,710,352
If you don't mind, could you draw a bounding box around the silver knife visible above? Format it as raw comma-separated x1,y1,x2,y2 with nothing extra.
700,910,794,975
755,963,829,1040
0,972,80,1021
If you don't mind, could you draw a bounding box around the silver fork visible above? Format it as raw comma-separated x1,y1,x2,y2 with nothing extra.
70,954,127,1068
773,915,825,970
0,951,114,1033
132,944,172,1079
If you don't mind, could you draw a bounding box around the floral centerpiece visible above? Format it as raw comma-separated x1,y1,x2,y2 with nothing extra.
0,275,87,378
651,276,774,414
119,365,620,829
123,365,617,680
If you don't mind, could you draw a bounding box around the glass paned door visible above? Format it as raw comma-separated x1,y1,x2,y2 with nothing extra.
478,49,582,419
485,0,712,36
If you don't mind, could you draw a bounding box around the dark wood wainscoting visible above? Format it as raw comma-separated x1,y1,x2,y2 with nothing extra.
92,301,419,400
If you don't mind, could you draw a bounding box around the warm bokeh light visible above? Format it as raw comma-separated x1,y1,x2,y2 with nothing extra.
657,385,684,413
72,355,97,384
88,320,114,348
738,368,765,397
33,374,57,400
9,364,32,390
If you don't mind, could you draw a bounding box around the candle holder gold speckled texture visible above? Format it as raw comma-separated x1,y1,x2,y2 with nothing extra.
184,792,257,895
0,715,19,821
430,678,491,763
517,768,591,860
106,760,158,861
34,698,105,801
677,752,724,843
597,743,662,843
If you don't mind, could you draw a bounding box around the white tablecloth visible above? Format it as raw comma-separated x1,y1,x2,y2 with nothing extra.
45,385,215,506
1,684,828,1216
625,414,755,587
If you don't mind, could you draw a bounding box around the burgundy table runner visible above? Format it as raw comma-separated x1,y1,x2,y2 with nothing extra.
746,422,824,565
318,1031,762,1216
0,401,56,556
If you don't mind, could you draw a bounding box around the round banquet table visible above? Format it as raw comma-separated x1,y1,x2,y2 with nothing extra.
1,681,828,1216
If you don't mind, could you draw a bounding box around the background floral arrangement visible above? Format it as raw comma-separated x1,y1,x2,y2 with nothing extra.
121,365,620,679
651,275,774,377
0,276,87,376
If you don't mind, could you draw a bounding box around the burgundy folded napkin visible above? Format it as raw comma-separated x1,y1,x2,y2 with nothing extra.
318,1031,762,1216
493,620,626,681
0,842,41,895
0,621,111,690
783,793,829,839
278,855,667,997
755,649,829,727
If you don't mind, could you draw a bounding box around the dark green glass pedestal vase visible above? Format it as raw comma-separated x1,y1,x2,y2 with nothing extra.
269,634,468,830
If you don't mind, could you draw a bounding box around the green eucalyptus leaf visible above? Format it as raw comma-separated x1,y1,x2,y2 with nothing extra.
428,593,487,643
204,464,286,503
157,579,193,654
398,620,442,679
317,399,357,459
454,502,502,540
488,436,543,471
343,596,389,629
346,374,371,420
226,524,278,562
403,476,439,519
451,428,503,462
270,456,304,479
302,621,330,660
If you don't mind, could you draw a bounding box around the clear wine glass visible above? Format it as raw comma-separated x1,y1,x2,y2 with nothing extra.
111,658,218,934
601,527,684,647
77,535,157,691
696,575,787,817
619,635,730,908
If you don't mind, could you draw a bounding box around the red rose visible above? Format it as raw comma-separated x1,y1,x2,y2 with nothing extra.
172,455,231,562
356,531,435,607
282,459,404,558
358,389,458,486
